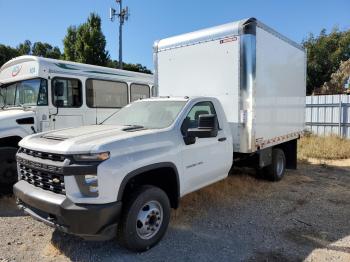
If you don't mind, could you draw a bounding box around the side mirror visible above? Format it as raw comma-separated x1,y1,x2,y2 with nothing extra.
187,114,219,138
54,82,64,97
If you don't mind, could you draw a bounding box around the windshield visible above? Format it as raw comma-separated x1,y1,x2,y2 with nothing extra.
0,78,48,108
103,100,187,129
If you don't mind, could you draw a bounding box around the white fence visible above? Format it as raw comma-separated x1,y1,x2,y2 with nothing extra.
306,95,350,138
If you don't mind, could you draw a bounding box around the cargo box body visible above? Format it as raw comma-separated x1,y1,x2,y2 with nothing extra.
154,18,306,153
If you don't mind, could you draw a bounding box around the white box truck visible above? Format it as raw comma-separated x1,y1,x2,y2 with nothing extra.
0,56,153,184
154,17,306,156
13,18,306,252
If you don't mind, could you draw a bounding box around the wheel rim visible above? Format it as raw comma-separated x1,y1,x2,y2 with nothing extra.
136,200,163,240
276,154,284,177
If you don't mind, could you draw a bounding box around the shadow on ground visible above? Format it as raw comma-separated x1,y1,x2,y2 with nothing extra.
0,183,13,197
0,183,25,217
2,160,349,261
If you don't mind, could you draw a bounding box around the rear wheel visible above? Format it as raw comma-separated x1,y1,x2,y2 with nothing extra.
117,185,171,252
0,147,18,185
265,148,286,181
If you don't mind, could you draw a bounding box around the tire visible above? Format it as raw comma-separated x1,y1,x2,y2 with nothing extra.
0,147,18,185
265,148,286,182
117,185,171,252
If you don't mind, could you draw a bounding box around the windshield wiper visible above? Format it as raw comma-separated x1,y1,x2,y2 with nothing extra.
122,125,146,131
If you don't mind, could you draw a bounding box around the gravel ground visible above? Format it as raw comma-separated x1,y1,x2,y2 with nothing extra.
0,159,349,262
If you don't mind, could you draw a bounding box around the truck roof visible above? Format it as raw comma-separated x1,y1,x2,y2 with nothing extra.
154,17,304,52
137,96,189,102
138,96,218,102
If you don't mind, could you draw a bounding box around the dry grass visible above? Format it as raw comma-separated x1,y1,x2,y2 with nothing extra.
172,171,267,225
298,135,350,160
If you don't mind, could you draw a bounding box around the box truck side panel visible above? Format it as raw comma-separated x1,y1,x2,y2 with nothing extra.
157,37,241,126
254,27,306,149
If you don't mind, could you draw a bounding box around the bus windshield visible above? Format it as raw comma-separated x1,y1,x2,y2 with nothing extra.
0,78,48,108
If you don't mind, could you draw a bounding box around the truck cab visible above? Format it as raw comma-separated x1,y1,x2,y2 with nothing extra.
14,97,233,251
0,56,153,184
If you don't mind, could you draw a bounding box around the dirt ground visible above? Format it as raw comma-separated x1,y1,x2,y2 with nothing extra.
0,159,349,262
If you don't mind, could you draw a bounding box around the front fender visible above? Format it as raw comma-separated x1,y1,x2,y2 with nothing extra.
116,162,180,202
0,109,36,140
0,125,32,140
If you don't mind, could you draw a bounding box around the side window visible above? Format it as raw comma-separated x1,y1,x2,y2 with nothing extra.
130,83,150,102
181,101,217,135
86,79,128,108
52,78,82,107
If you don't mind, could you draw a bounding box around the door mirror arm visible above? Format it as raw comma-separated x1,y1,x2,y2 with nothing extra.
183,133,196,145
50,100,64,117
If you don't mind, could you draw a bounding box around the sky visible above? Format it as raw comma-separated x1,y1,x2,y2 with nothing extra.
0,0,349,70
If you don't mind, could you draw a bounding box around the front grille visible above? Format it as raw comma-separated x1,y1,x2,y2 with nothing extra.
19,148,65,162
18,147,66,195
19,164,66,194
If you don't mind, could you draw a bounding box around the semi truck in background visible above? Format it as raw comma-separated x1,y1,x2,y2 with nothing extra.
14,18,306,252
0,56,153,185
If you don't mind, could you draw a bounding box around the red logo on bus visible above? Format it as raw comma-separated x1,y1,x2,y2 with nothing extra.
12,65,22,77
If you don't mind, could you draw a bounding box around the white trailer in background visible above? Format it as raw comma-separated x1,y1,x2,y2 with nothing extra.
154,17,306,166
0,56,153,184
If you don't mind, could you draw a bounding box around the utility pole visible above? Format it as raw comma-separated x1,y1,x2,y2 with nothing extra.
110,0,129,69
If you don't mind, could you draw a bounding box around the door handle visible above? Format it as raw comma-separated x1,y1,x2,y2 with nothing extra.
218,137,227,142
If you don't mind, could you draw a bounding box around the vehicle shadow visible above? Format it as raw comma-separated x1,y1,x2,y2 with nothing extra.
48,160,350,261
50,230,131,260
0,195,25,217
0,183,13,197
0,182,25,217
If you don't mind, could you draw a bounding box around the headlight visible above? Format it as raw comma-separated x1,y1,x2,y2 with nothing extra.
73,152,110,162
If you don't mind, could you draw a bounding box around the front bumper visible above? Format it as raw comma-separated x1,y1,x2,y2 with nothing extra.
14,180,122,240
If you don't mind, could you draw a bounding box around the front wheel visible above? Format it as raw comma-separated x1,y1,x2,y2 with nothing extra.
117,186,171,252
0,147,18,185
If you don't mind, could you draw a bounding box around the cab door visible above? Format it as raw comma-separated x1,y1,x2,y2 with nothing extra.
20,78,51,132
180,101,232,195
49,77,84,130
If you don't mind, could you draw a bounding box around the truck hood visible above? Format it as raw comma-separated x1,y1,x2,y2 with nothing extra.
19,124,160,154
0,108,35,121
40,125,125,140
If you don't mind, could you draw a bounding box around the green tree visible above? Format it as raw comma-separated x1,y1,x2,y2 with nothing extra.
63,13,109,66
317,59,350,94
32,42,61,59
107,60,152,74
303,28,350,94
63,26,78,61
17,40,32,55
123,63,152,74
0,45,19,67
